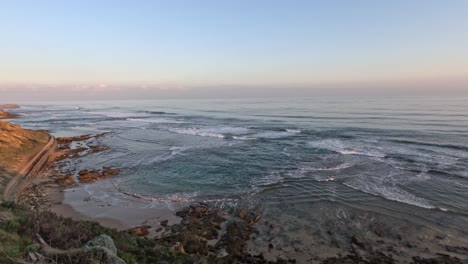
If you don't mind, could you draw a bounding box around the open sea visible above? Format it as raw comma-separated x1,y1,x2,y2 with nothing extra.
10,97,468,259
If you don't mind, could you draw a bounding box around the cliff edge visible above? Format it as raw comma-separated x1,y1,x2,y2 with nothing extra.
0,121,56,201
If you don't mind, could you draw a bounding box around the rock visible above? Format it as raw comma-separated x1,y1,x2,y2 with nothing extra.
55,175,74,185
352,235,370,250
78,170,102,183
177,242,186,253
176,207,190,218
57,134,93,143
253,215,261,222
0,109,18,119
158,204,228,257
0,104,20,108
160,220,169,227
321,254,366,264
127,225,150,236
27,251,44,263
190,204,210,218
217,219,254,257
83,234,125,264
102,167,120,177
412,255,464,264
57,132,110,143
27,251,37,262
58,144,71,150
78,167,119,183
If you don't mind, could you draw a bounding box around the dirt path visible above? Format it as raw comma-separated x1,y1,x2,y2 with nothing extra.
3,135,56,202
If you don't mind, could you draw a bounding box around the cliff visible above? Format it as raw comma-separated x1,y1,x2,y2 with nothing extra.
0,109,18,119
0,121,55,201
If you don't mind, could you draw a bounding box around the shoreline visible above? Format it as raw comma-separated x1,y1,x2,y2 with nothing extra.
2,110,468,263
47,186,130,230
14,128,182,235
0,113,140,232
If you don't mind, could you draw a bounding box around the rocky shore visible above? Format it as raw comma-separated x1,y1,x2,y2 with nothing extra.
0,106,467,263
0,104,20,119
0,109,18,119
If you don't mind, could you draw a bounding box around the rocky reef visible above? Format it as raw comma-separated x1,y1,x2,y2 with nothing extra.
0,109,18,119
78,167,120,183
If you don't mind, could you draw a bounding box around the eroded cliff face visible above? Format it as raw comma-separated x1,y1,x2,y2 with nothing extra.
0,121,53,201
0,109,18,119
0,121,50,171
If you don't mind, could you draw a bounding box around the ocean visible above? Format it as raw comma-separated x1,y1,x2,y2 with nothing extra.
10,97,468,259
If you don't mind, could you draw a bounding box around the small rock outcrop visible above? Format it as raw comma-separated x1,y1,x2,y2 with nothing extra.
127,225,151,236
37,234,125,264
83,234,125,264
78,167,120,183
0,110,18,119
0,104,20,109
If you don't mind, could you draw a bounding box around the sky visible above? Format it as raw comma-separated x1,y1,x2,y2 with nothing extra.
1,0,468,100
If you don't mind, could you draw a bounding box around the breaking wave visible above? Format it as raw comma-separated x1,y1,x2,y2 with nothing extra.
127,117,185,124
343,180,435,209
308,139,385,158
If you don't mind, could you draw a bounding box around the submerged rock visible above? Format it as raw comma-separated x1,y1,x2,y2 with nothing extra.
157,203,227,256
55,175,75,186
57,134,94,143
78,169,102,183
78,167,120,183
57,132,109,143
157,203,274,263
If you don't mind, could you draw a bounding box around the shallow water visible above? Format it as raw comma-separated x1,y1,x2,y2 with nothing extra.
10,97,468,259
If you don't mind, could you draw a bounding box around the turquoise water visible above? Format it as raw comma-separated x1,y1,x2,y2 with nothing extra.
10,97,468,258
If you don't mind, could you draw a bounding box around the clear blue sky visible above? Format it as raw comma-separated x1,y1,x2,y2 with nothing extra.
1,0,467,97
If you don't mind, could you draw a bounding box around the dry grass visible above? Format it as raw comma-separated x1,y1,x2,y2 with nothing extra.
0,121,49,171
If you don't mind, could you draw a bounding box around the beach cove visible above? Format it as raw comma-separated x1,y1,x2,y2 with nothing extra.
1,99,468,263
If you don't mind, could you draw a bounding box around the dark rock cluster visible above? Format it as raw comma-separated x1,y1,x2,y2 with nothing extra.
78,167,120,183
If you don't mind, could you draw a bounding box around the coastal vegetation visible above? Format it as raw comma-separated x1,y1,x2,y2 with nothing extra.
0,202,194,264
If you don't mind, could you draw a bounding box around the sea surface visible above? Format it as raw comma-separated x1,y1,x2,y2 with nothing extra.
10,97,468,259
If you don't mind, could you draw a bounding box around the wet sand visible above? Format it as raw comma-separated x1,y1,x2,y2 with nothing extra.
47,184,180,236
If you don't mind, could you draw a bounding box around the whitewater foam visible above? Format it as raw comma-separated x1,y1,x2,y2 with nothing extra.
168,127,225,138
168,126,250,139
127,117,185,124
254,129,301,139
89,111,150,118
343,180,434,209
308,139,385,158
